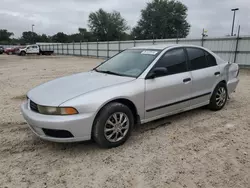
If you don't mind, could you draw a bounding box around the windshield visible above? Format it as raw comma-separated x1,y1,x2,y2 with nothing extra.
95,49,161,78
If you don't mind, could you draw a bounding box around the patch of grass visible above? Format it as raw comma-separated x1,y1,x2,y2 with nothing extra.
12,94,27,101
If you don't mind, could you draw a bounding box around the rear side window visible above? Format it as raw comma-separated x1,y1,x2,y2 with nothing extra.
186,48,207,70
205,51,217,66
187,48,217,70
155,48,187,76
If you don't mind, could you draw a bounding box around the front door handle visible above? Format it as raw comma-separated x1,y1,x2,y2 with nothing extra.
183,78,191,83
214,72,220,76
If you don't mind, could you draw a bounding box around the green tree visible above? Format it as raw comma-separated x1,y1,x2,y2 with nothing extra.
39,34,51,42
21,31,39,44
88,9,129,41
78,28,96,41
68,33,82,42
78,28,87,35
132,0,190,39
51,32,68,43
0,29,14,42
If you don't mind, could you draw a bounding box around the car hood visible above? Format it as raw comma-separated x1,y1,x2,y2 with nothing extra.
27,71,135,106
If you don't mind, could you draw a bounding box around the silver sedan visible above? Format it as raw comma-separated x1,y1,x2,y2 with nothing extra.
21,44,239,148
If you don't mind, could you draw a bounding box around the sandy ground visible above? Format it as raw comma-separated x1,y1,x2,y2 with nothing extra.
0,54,249,188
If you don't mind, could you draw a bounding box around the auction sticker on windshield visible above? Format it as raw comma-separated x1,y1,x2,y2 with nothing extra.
141,51,158,55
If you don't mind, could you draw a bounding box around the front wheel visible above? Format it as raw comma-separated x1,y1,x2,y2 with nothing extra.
20,51,26,56
92,102,134,148
208,82,228,111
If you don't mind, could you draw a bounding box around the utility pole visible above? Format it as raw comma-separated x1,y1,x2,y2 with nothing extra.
234,25,241,63
32,24,35,33
32,24,35,44
201,28,208,47
152,32,155,44
176,31,179,44
231,8,239,36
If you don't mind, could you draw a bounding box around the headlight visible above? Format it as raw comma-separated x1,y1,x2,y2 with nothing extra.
37,105,78,115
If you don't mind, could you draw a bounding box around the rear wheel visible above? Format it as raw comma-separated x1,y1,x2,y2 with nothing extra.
92,102,134,148
208,82,228,111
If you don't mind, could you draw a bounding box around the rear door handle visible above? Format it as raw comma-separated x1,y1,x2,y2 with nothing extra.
183,78,191,83
214,72,220,76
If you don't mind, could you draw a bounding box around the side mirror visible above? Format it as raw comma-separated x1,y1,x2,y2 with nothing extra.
147,67,168,79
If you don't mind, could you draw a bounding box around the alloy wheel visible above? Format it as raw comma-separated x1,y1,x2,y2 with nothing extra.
216,87,226,107
104,112,129,143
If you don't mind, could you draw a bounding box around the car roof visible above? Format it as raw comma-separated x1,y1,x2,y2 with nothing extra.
131,44,177,50
131,44,206,50
131,44,224,64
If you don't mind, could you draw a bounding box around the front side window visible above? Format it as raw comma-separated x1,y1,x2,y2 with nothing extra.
154,48,187,76
32,46,38,49
95,49,161,78
187,48,214,70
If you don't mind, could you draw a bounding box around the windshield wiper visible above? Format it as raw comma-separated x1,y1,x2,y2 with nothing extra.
94,69,124,76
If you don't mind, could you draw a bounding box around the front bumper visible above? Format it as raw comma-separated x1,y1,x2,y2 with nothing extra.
21,102,95,142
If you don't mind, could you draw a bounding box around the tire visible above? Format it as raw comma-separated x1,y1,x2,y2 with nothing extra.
208,82,228,111
20,51,26,56
92,102,134,148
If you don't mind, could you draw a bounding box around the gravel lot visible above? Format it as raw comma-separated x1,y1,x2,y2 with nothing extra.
0,55,249,188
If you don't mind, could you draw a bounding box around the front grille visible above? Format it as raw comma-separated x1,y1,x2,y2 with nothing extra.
42,129,74,138
30,100,39,113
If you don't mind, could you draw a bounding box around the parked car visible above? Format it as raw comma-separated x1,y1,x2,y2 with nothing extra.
17,44,54,56
4,47,14,55
4,46,24,55
0,46,4,54
21,44,239,148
